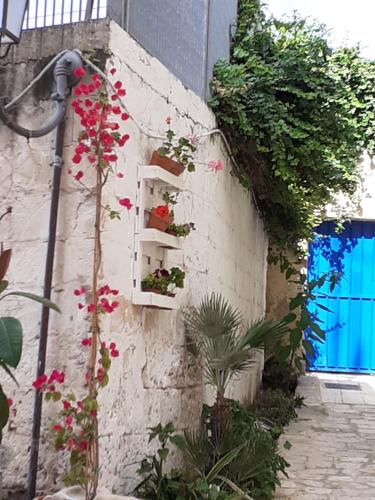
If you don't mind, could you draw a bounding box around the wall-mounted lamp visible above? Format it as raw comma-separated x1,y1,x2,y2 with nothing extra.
0,0,29,57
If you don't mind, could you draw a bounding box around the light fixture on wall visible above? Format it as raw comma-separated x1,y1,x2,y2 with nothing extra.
0,0,29,57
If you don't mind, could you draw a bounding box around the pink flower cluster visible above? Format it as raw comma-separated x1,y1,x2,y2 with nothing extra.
32,369,65,391
69,66,132,211
208,159,225,173
74,284,120,314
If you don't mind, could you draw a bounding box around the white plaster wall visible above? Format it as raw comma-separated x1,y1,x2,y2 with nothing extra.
0,21,268,496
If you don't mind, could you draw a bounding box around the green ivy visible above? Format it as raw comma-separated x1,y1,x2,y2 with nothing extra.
209,0,375,248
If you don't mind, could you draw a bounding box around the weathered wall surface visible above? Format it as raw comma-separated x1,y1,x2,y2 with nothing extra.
0,20,268,496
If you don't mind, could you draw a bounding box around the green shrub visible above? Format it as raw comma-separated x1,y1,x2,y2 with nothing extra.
135,404,289,500
209,0,375,249
251,389,297,428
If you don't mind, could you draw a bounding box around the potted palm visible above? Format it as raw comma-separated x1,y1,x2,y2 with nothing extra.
150,118,197,176
184,293,289,439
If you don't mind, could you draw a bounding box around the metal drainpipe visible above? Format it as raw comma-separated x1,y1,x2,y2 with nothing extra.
25,117,66,500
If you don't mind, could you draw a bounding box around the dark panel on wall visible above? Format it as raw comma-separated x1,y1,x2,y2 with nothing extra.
108,0,238,101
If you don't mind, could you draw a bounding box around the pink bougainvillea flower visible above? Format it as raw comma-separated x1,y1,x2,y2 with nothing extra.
208,159,225,174
81,337,92,347
117,88,126,97
67,169,72,175
74,287,85,296
72,154,82,164
74,171,84,181
110,68,116,75
165,116,172,125
119,198,133,210
78,303,84,310
74,67,86,78
65,415,73,426
87,304,96,313
48,369,65,384
114,81,122,89
121,113,129,121
117,172,124,178
32,373,47,390
7,398,13,408
110,94,118,101
110,349,119,358
63,400,71,410
52,424,63,432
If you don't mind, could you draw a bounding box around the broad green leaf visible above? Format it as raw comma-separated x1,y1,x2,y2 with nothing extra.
0,249,11,281
316,303,332,313
284,440,292,450
0,384,9,443
289,294,304,311
0,317,22,367
5,292,61,313
0,281,8,294
0,361,18,385
283,313,297,324
205,445,244,482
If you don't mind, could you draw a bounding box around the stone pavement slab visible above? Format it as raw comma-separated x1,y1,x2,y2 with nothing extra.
274,373,375,499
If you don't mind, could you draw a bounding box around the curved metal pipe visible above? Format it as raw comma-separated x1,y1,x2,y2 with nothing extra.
0,50,82,139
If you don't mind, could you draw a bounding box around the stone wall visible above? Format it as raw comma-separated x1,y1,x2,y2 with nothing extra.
0,20,268,496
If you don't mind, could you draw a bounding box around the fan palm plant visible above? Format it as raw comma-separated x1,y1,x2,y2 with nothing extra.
184,293,289,408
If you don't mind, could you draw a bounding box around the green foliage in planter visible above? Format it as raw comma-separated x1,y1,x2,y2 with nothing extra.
167,222,195,238
251,389,297,428
135,404,288,500
0,248,60,442
158,128,197,172
141,267,185,295
209,0,375,248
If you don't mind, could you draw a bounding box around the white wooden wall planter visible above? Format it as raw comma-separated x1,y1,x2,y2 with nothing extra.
132,165,183,310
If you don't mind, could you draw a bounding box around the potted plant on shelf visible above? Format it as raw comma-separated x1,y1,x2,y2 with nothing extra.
146,191,179,232
146,204,174,232
150,118,197,176
141,267,185,296
166,222,196,237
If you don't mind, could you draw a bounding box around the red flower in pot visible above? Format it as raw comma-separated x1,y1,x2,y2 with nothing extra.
147,204,174,232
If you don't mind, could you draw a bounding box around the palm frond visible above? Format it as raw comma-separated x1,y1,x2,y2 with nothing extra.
183,427,213,476
240,319,290,351
184,293,242,341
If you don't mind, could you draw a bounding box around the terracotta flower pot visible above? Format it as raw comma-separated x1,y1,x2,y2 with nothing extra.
146,210,173,232
141,286,164,295
150,150,185,177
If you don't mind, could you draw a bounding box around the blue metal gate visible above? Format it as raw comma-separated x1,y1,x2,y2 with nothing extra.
307,220,375,373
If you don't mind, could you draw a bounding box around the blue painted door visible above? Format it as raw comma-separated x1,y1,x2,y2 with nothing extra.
307,221,375,373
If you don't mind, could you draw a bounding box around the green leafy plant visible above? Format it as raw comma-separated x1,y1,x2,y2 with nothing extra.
209,0,375,249
142,267,185,295
157,118,197,172
0,248,60,443
271,265,341,374
167,222,196,237
135,413,286,500
184,293,290,409
162,191,179,217
251,389,297,428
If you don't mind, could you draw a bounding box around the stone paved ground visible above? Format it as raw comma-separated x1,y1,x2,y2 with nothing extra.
274,373,375,499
